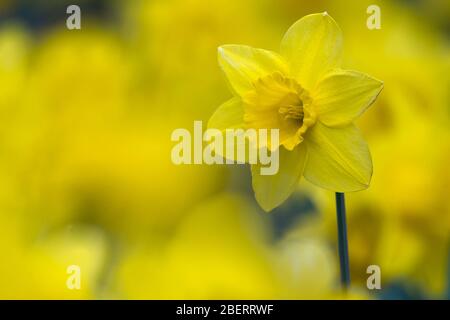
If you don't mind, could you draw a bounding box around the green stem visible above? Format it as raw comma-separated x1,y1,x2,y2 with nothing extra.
335,192,350,289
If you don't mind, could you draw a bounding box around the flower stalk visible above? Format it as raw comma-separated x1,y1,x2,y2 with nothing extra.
335,192,350,289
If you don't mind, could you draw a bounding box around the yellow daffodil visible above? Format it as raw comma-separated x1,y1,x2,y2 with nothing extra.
209,12,383,211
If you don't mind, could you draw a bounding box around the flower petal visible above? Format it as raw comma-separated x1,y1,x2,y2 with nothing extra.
313,69,383,127
251,143,307,211
304,122,372,192
207,98,249,163
208,97,244,131
280,12,343,90
218,45,289,96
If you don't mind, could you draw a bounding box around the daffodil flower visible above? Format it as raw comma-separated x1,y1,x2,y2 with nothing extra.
209,12,383,211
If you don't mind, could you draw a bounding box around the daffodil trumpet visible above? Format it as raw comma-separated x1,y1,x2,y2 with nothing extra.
209,12,383,291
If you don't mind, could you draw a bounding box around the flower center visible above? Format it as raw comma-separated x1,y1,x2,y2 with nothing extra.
279,99,304,121
242,72,315,150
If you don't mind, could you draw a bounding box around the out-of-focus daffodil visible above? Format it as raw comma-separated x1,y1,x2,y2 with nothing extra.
277,216,371,299
0,217,107,299
4,29,223,239
209,13,383,211
276,217,338,298
114,194,283,299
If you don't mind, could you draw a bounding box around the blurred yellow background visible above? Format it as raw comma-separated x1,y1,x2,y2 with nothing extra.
0,0,448,299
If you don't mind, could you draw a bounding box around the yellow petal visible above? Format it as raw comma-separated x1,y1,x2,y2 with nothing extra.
313,69,383,127
304,122,372,192
280,12,343,90
251,144,307,212
207,98,250,163
208,97,244,131
218,45,288,96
